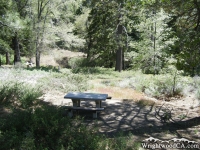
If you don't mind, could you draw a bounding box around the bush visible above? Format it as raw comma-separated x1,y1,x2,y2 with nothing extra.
193,76,200,100
0,81,42,109
99,132,135,150
116,70,188,99
0,105,102,150
0,79,102,149
27,65,60,72
37,73,89,92
68,57,88,69
145,75,180,97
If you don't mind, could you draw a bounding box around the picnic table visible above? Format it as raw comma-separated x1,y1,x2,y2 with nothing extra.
64,92,110,118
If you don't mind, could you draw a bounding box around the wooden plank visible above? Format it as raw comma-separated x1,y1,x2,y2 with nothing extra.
64,92,108,101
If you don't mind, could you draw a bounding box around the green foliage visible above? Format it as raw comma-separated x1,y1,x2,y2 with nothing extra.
53,23,86,50
114,70,190,98
176,32,200,76
196,89,200,100
71,66,116,77
86,0,130,68
130,8,177,74
0,0,200,76
74,8,90,37
99,132,135,150
145,75,181,98
0,105,102,149
192,76,200,100
68,57,89,69
0,0,11,15
0,81,42,109
0,76,102,150
0,54,12,65
47,0,86,51
37,71,89,92
27,65,60,73
161,0,200,76
0,39,11,54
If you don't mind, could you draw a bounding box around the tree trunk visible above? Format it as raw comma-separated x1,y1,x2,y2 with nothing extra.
115,24,123,72
36,51,40,68
0,55,1,66
87,35,92,60
115,48,123,72
13,32,21,65
34,0,50,68
6,52,10,64
36,39,40,68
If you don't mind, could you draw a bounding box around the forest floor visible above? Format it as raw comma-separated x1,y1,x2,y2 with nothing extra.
38,49,200,145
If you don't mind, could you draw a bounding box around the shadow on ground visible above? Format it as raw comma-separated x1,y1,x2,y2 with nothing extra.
68,99,200,142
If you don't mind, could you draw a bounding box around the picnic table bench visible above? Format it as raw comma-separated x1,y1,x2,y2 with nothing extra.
64,92,111,118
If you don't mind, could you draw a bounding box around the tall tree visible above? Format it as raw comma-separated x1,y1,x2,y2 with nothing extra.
33,0,51,68
115,3,124,72
130,8,177,74
86,0,129,68
161,0,200,76
0,0,12,65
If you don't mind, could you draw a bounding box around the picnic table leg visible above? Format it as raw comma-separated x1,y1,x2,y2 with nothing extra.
68,109,73,118
70,99,80,117
93,111,97,118
95,100,102,108
72,99,81,107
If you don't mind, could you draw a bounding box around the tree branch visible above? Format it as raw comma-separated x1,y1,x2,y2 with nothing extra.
0,21,9,27
193,0,200,31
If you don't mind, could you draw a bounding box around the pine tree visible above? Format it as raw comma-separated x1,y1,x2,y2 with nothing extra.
131,8,177,74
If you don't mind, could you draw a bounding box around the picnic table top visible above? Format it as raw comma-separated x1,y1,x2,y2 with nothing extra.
64,92,108,101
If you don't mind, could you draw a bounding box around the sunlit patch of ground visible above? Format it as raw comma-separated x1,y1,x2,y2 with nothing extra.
94,86,144,100
87,79,145,100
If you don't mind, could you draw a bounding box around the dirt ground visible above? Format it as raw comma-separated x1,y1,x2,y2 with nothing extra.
43,84,200,144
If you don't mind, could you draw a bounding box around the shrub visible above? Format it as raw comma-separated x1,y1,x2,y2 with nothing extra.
193,76,200,100
0,81,42,109
37,73,89,92
116,70,188,99
68,57,88,69
0,80,101,149
30,65,60,72
143,74,184,98
98,132,134,150
0,105,102,150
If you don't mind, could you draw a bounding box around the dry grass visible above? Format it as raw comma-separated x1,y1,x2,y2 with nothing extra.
87,79,145,100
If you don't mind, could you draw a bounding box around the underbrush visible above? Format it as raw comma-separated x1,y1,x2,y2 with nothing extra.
0,80,100,149
0,68,89,93
192,76,200,100
0,81,138,150
37,72,89,93
123,72,192,99
0,107,102,149
72,67,197,100
0,81,43,109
